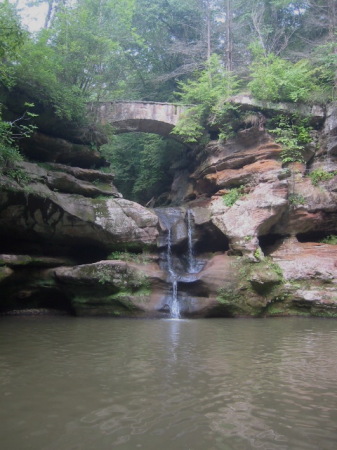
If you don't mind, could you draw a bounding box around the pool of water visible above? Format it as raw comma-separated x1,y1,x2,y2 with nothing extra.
1,316,337,449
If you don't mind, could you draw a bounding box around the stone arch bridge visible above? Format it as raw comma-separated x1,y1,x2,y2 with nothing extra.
88,101,189,137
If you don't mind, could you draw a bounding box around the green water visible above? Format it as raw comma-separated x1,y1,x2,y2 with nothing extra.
1,317,337,449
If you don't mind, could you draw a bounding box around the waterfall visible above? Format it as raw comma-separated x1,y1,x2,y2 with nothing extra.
187,210,197,273
166,228,180,319
155,207,203,319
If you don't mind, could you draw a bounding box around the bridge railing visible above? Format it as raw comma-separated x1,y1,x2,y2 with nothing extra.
87,100,195,108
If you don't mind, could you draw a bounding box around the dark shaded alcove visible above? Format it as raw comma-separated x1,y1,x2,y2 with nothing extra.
194,225,230,253
296,230,337,243
0,234,108,265
259,234,288,255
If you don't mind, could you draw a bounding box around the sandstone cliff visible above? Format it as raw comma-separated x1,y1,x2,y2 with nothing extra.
1,98,337,318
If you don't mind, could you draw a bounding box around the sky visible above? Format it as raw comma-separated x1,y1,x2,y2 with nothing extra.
11,0,48,32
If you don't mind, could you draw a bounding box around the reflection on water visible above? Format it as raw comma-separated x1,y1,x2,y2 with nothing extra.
1,317,337,449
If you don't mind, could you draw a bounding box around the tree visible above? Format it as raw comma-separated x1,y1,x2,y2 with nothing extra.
248,48,320,103
173,54,239,142
27,0,67,29
0,0,25,88
101,133,185,204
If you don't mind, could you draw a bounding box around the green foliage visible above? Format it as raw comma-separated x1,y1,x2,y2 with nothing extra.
0,104,36,184
309,169,336,186
216,287,243,306
309,42,337,103
173,54,240,142
0,144,23,171
268,115,312,164
267,259,284,280
0,1,25,88
97,266,112,285
14,34,85,121
248,51,319,103
321,235,337,245
172,105,205,143
101,133,185,204
107,251,151,264
222,186,244,207
254,248,264,260
288,193,306,205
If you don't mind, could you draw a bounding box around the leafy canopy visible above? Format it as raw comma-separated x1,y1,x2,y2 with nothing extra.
248,46,320,103
173,54,240,142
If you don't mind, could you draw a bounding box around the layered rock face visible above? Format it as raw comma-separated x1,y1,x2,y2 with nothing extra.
1,98,337,318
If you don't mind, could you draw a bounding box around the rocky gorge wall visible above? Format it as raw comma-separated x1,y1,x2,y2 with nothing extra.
1,98,337,318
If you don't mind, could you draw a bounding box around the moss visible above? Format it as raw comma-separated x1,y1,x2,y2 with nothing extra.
71,291,148,316
234,256,284,295
310,306,337,318
107,250,152,264
216,287,265,317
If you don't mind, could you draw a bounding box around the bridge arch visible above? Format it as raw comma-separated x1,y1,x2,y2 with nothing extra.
90,101,188,137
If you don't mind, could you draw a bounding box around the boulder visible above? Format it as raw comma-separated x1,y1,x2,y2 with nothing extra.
19,161,120,198
266,239,337,317
0,177,159,253
46,163,115,182
272,177,337,236
204,159,282,189
210,180,288,255
54,260,167,316
20,132,108,168
0,254,73,267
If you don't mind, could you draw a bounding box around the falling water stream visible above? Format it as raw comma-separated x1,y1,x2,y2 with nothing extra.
187,209,197,273
166,228,180,319
160,209,200,318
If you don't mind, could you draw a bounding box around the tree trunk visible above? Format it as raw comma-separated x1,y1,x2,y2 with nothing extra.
44,0,54,29
225,0,233,71
206,1,211,60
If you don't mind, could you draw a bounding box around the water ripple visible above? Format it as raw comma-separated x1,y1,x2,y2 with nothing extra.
1,317,337,449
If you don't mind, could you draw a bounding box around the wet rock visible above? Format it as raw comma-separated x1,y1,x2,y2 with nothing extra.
155,207,187,248
55,260,167,316
0,254,73,267
0,266,14,283
0,266,71,314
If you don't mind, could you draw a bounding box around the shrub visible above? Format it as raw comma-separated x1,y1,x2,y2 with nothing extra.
288,193,306,205
267,115,312,164
309,169,336,186
249,52,319,103
321,235,337,245
222,186,244,207
172,54,240,143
